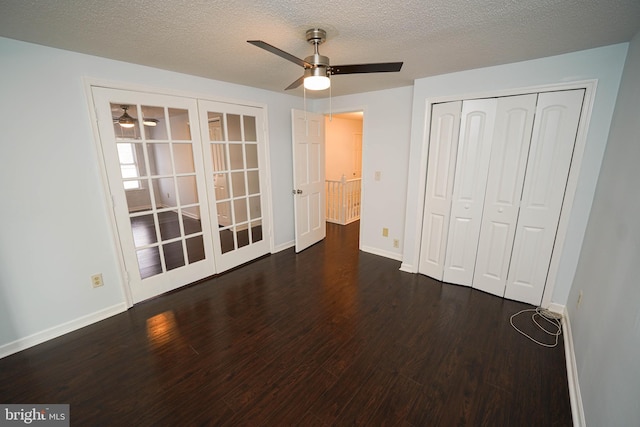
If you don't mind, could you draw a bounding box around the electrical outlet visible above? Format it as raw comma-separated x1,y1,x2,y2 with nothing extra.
393,239,400,248
374,171,382,181
91,273,104,288
577,290,583,307
382,227,389,237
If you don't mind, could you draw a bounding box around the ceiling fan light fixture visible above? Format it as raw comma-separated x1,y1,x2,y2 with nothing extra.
143,118,158,127
304,67,330,91
118,105,136,128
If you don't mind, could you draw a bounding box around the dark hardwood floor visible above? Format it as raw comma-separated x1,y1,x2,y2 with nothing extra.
0,222,572,426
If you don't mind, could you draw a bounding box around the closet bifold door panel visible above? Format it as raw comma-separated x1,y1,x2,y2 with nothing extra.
418,101,462,280
442,99,497,286
504,89,585,305
472,94,537,297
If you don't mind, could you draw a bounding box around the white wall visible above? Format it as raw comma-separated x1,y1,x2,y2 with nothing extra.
315,86,414,260
567,31,640,426
402,43,628,306
0,37,301,353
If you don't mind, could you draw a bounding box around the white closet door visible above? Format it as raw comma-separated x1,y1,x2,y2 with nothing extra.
443,99,497,286
473,94,537,296
418,101,462,280
505,89,585,305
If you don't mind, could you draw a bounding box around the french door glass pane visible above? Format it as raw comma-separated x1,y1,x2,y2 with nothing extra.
174,144,195,173
168,108,191,140
186,236,205,263
231,172,246,197
177,176,198,205
149,143,172,175
164,241,186,270
208,112,225,141
159,210,181,240
142,105,167,140
207,111,263,256
211,145,227,171
227,114,241,140
245,144,258,168
243,116,257,142
251,220,263,243
137,247,161,279
229,144,243,169
110,101,205,280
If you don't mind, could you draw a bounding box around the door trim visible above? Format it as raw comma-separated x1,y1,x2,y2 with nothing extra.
83,78,275,307
411,79,598,308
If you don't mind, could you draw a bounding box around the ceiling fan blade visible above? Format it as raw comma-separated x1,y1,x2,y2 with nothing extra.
247,40,312,68
285,76,305,90
330,62,403,75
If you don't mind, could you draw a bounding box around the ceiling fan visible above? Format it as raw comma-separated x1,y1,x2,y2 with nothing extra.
248,28,403,91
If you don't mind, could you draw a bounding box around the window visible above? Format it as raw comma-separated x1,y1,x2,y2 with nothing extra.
117,143,141,189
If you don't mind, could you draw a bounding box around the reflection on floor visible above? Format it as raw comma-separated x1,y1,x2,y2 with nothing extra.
0,221,572,425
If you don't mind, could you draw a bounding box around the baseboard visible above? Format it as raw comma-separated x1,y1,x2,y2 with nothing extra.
272,240,294,253
546,302,566,316
561,306,586,427
360,245,403,262
0,302,128,359
399,262,416,273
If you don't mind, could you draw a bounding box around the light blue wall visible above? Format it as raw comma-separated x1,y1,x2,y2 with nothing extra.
568,31,640,426
402,43,628,307
0,37,301,353
315,87,414,260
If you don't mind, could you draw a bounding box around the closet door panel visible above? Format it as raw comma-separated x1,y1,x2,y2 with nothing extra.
419,101,462,279
505,89,585,305
473,94,537,296
443,99,496,286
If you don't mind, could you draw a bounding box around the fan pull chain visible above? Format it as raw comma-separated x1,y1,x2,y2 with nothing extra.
303,85,307,120
329,74,332,121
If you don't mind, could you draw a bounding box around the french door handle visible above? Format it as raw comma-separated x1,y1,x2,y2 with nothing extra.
292,189,303,195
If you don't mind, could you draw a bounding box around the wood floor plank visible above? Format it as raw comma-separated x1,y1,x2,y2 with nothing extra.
0,221,572,426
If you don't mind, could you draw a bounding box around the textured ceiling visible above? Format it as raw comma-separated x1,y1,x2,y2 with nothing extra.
1,0,639,98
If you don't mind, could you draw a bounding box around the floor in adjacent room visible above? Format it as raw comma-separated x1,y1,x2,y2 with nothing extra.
0,221,572,426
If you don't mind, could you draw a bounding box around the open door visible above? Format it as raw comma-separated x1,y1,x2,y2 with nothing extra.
292,109,326,252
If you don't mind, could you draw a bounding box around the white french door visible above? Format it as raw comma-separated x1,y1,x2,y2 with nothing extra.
93,87,215,303
291,109,326,253
199,100,271,272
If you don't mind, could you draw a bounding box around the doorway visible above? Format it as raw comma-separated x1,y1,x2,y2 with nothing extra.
325,111,363,226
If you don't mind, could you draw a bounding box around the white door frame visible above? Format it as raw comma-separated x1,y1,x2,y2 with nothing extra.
321,106,369,250
84,78,275,307
412,80,597,308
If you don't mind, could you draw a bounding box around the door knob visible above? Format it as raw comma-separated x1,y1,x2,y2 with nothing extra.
292,189,302,195
498,208,504,213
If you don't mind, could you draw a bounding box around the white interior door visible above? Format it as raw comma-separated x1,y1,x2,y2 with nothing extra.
199,100,271,273
473,94,537,296
292,109,326,252
442,99,497,286
92,87,215,303
418,101,462,279
504,89,585,305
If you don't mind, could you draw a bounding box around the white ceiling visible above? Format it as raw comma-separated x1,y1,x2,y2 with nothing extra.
1,0,639,98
